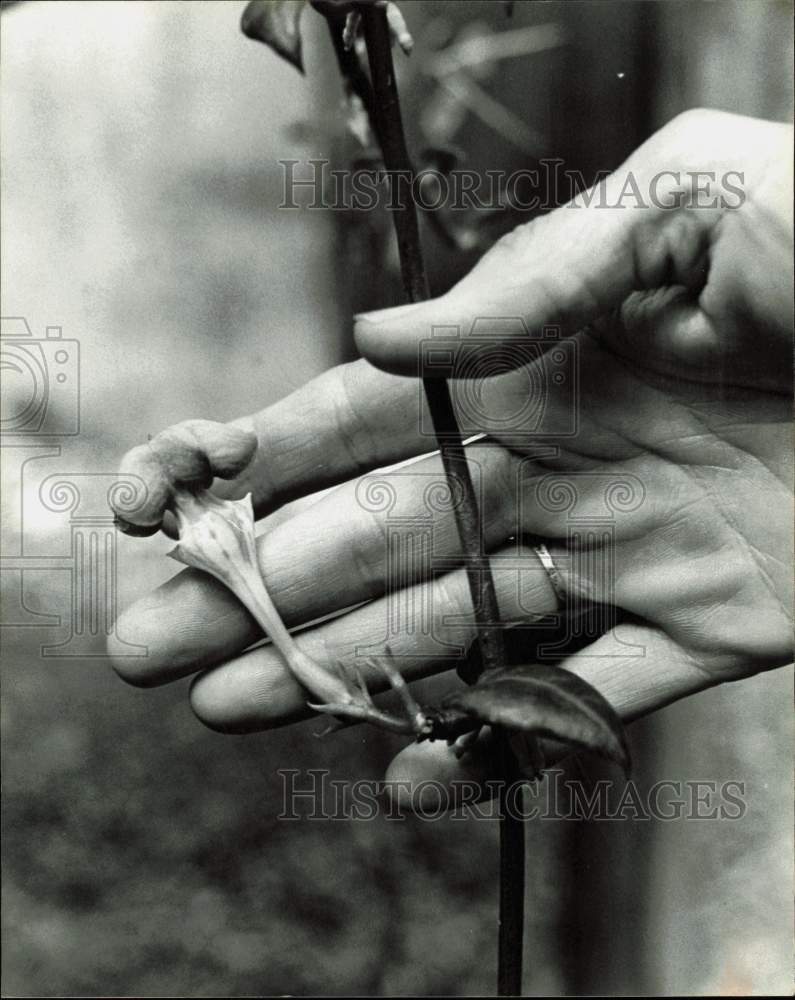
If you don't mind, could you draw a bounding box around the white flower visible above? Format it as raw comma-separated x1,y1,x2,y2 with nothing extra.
168,488,425,734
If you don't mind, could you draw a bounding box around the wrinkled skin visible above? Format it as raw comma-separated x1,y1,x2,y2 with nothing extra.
111,110,793,801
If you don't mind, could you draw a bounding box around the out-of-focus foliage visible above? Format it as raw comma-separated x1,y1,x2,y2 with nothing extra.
1,624,506,995
2,1,793,996
242,0,306,73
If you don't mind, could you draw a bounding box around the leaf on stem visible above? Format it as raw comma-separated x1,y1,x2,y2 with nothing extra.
427,664,631,773
241,0,307,74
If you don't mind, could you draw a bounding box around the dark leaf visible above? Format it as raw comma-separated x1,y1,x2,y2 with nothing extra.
428,664,630,773
507,730,547,782
241,0,306,74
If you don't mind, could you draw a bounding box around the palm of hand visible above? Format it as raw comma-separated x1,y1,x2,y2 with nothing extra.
110,110,793,733
482,321,792,687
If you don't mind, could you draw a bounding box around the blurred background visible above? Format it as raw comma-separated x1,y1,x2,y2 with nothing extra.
1,1,792,995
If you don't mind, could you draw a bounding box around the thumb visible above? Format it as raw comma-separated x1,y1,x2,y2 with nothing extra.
354,163,714,376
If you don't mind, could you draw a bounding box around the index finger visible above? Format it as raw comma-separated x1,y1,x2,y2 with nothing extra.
114,358,436,534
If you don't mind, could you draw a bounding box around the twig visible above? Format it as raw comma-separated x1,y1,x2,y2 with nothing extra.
498,743,526,996
358,3,506,684
357,6,524,996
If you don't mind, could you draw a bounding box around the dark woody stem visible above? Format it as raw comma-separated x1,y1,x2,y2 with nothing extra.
359,4,506,685
358,6,523,996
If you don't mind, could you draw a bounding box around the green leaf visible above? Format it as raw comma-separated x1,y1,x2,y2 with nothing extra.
429,664,630,773
241,0,306,74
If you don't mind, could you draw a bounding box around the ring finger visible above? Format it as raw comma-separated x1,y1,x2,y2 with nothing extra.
110,441,522,686
188,541,562,732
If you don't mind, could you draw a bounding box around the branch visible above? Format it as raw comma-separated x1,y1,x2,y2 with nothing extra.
357,6,523,996
358,2,507,684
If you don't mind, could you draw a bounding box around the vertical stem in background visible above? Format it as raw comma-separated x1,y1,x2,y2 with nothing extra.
499,762,526,996
359,6,523,996
359,4,506,681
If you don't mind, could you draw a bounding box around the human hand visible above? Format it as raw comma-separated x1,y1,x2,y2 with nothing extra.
356,109,793,391
110,109,793,798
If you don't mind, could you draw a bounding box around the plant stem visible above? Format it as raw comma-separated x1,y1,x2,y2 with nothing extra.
359,3,506,683
498,750,526,997
358,6,523,995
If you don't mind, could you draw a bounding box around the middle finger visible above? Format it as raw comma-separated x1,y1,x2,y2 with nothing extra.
111,441,520,686
188,540,562,732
